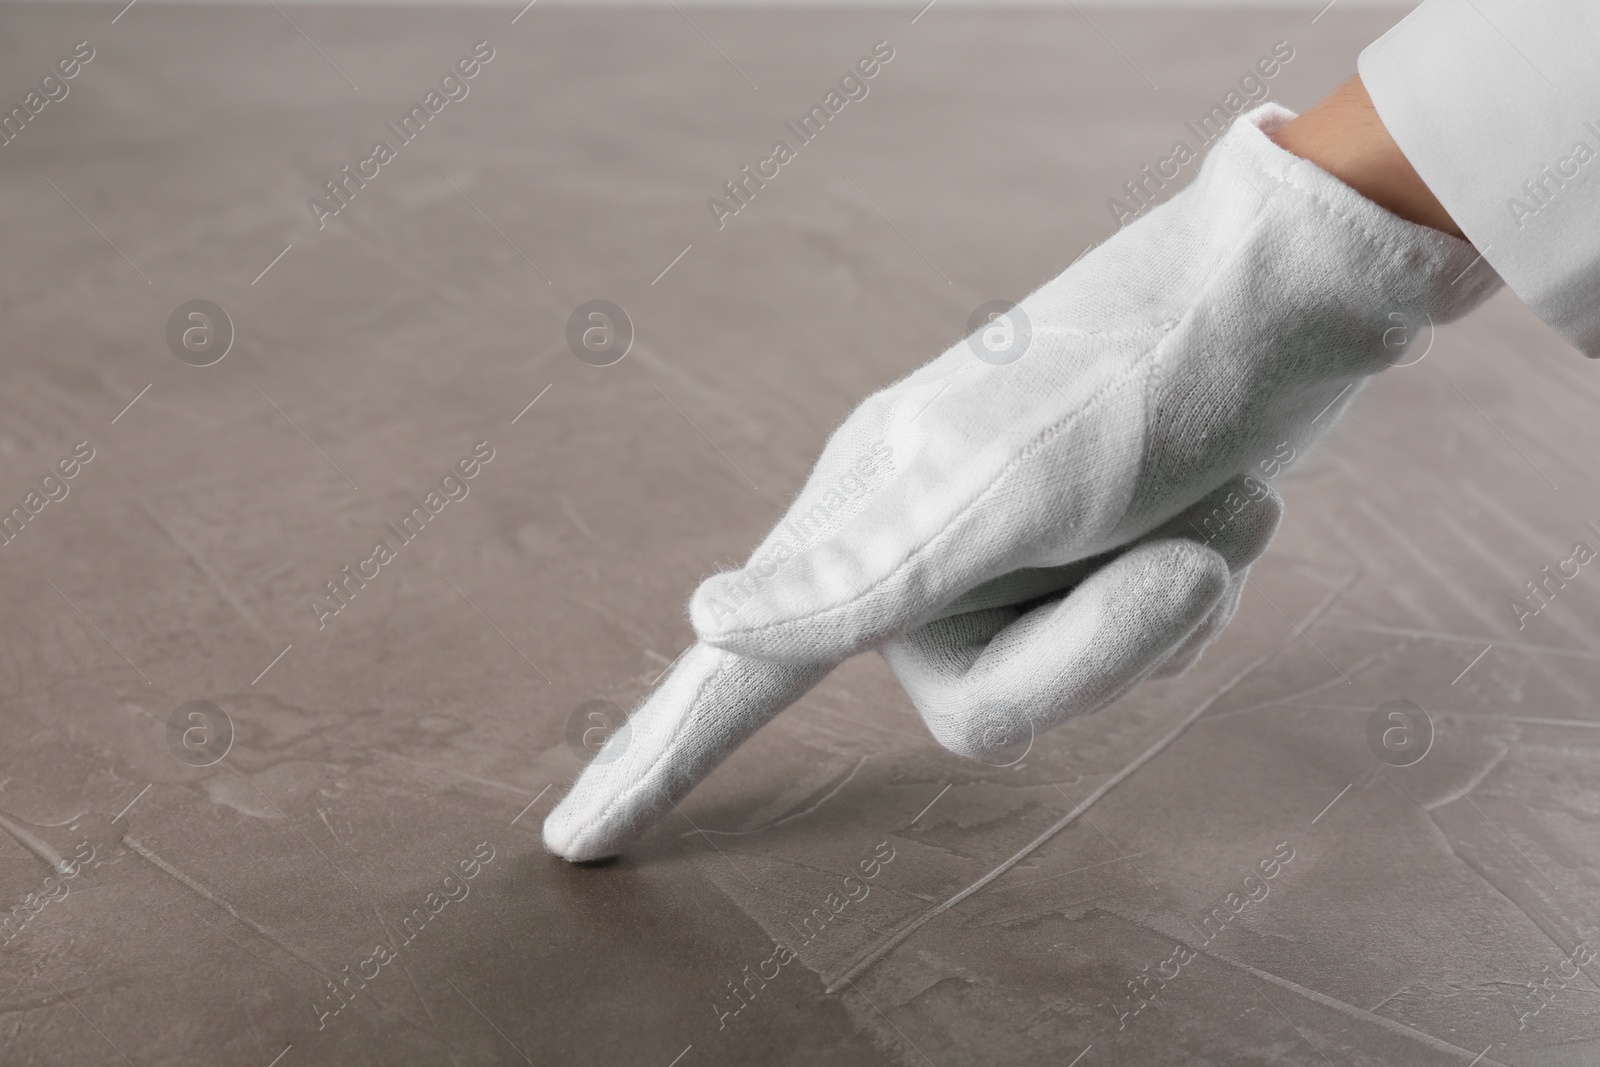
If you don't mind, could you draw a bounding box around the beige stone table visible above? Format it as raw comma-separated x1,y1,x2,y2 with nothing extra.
0,3,1596,1065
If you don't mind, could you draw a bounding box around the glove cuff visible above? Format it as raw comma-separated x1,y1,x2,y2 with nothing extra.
1218,102,1503,323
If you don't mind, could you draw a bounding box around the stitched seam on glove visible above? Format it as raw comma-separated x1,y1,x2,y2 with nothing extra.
711,341,1163,641
706,109,1486,647
712,164,1296,642
1221,115,1477,282
1136,167,1286,517
575,654,733,842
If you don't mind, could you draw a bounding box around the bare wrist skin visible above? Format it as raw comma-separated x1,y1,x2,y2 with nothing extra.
1270,74,1466,241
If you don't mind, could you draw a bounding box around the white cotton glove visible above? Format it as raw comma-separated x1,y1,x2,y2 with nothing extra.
544,479,1279,862
544,104,1499,861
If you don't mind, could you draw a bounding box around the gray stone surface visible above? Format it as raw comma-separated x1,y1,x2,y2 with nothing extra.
0,4,1595,1065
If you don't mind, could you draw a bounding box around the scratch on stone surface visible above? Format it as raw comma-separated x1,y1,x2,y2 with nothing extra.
685,755,868,837
1353,498,1508,638
1274,705,1600,733
119,474,271,644
116,838,467,1036
1435,712,1600,730
0,989,83,1018
0,808,76,872
629,337,772,446
125,834,449,1042
122,834,326,972
724,851,931,909
236,770,367,901
1457,480,1579,579
180,889,323,993
980,848,1155,903
1366,984,1410,1015
1319,493,1437,624
1217,956,1513,1066
1423,743,1510,812
231,779,470,1036
1436,506,1598,664
822,573,1356,994
375,904,467,1067
318,808,350,852
1324,622,1600,663
558,494,595,541
1198,648,1392,725
1404,784,1598,993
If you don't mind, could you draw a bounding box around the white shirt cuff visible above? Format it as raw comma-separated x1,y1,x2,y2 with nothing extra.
1360,0,1600,357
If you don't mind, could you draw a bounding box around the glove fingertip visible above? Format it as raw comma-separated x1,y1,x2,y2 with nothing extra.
541,803,605,862
542,800,629,863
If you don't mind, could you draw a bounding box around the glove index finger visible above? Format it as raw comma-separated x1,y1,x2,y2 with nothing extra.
687,380,960,662
543,644,834,861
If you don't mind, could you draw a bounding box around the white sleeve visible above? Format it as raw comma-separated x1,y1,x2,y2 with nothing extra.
1359,0,1600,357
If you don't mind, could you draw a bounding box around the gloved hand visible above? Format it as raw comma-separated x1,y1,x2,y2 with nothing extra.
544,103,1498,862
